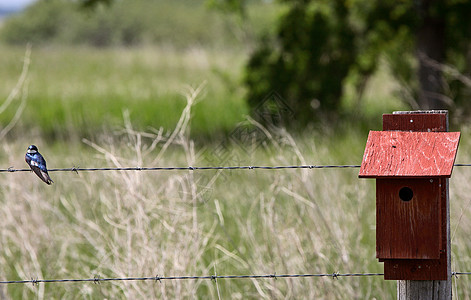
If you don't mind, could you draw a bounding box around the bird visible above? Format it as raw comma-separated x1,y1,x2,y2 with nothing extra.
25,145,54,185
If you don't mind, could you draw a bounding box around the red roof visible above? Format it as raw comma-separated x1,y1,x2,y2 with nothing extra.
359,131,460,178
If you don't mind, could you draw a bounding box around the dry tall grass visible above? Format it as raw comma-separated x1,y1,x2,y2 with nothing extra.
1,86,471,299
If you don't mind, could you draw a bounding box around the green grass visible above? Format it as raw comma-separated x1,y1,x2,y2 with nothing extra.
0,44,406,143
0,45,249,141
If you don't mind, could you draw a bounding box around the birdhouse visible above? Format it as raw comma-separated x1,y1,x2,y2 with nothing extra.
359,112,460,280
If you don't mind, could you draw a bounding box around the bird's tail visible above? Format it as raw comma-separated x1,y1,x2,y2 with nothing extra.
41,170,54,185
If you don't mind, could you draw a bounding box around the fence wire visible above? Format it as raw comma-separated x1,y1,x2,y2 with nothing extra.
0,272,383,286
0,165,362,173
2,163,471,174
2,272,471,286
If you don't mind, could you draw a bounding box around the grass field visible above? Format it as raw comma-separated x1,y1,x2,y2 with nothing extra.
0,45,250,142
0,44,408,141
1,44,471,298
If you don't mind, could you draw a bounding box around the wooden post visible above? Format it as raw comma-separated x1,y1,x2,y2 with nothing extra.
392,111,452,299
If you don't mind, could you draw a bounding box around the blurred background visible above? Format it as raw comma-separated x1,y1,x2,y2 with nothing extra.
2,0,469,143
1,0,471,299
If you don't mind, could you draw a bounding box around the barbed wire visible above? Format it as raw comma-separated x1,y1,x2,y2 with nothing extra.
2,163,471,174
0,272,383,285
0,165,362,173
2,271,471,286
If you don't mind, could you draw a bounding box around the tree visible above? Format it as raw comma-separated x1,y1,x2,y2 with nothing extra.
245,0,359,126
243,0,471,126
80,0,113,8
363,0,471,111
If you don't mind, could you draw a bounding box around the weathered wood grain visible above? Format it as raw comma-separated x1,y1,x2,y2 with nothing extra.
359,131,460,178
383,111,451,296
376,178,440,260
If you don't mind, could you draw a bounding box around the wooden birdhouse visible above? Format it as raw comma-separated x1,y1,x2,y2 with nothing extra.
359,111,460,280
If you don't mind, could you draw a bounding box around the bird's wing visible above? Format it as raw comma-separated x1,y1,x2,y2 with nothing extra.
31,165,53,185
35,154,48,171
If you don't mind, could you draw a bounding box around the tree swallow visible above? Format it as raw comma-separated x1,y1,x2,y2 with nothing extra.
25,145,53,185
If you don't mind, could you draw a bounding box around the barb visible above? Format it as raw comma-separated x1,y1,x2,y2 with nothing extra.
31,277,38,287
0,272,385,285
331,272,340,280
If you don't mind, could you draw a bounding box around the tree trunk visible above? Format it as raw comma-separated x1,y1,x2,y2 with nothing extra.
416,0,447,109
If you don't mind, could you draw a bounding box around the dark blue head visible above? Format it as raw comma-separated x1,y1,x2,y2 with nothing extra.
27,145,38,154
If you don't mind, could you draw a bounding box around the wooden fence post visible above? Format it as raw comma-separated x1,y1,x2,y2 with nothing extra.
393,111,452,300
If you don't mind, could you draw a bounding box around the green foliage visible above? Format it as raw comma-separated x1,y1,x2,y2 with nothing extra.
245,0,471,126
79,0,113,8
205,0,246,16
0,0,279,48
0,0,73,45
245,0,359,126
370,1,471,108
